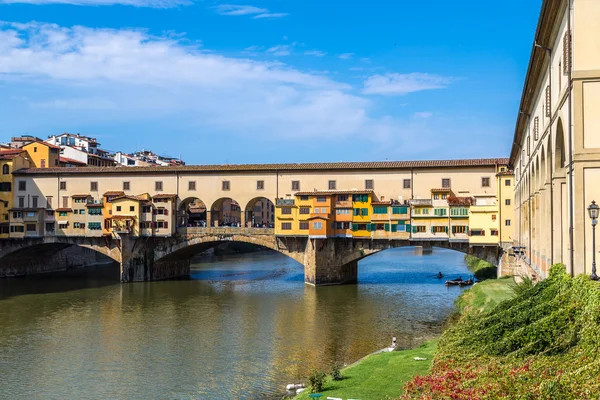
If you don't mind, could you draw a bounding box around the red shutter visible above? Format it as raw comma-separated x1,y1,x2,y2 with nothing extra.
164,222,168,229
164,209,168,216
153,209,157,215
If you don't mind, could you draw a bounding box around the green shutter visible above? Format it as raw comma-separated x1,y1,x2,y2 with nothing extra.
445,226,448,233
398,220,405,225
431,226,434,233
400,206,407,214
385,223,390,231
391,224,397,232
352,223,358,231
362,208,368,216
406,223,411,232
412,225,417,233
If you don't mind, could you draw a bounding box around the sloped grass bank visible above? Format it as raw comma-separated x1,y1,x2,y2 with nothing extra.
464,255,497,280
294,341,437,400
402,265,600,399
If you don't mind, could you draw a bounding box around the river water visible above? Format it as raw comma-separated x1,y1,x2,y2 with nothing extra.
0,247,472,399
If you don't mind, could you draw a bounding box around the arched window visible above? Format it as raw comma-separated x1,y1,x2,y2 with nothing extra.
2,164,8,175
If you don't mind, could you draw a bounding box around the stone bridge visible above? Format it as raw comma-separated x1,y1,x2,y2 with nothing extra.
0,228,502,285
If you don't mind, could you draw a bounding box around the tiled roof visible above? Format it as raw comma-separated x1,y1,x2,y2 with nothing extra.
295,189,374,196
496,170,514,176
0,150,25,160
371,201,391,205
307,215,330,220
55,208,72,212
431,188,452,192
152,194,177,199
23,140,60,150
111,195,145,202
71,194,91,198
86,203,103,207
60,157,86,165
103,191,125,197
13,158,510,175
108,215,135,220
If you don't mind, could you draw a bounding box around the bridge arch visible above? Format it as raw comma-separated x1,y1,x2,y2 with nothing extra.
244,197,275,228
178,197,208,227
209,197,242,227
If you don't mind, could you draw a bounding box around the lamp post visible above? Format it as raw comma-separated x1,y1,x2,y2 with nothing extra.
588,200,599,280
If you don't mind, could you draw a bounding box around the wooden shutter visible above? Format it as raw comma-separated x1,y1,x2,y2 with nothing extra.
545,85,551,117
164,209,168,216
164,222,168,229
563,31,571,74
385,223,390,231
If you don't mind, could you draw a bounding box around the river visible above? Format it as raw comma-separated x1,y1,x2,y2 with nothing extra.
0,247,472,399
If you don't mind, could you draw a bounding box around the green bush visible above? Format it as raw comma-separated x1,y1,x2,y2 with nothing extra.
402,264,600,399
464,254,497,280
330,362,342,381
307,369,326,393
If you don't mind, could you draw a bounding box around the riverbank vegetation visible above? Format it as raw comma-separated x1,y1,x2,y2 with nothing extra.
464,254,497,280
294,341,437,399
402,264,600,399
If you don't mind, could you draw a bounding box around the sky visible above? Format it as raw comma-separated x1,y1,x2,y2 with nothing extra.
0,0,542,164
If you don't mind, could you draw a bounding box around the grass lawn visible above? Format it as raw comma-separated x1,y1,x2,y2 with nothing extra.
455,276,515,315
293,340,437,400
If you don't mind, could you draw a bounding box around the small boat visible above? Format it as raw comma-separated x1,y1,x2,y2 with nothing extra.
445,279,462,286
445,277,474,286
458,279,474,286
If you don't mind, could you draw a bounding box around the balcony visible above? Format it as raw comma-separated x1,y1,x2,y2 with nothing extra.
335,200,352,208
410,199,432,206
371,213,390,221
276,199,295,206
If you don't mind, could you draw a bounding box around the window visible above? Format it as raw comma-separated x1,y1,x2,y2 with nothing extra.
299,222,309,230
88,222,102,230
469,229,485,236
46,196,53,208
338,195,348,201
222,181,230,191
257,180,264,190
373,206,388,214
155,181,163,191
492,214,497,221
299,195,309,201
32,196,38,208
442,178,450,188
60,181,67,191
361,208,368,216
13,211,23,218
130,206,135,212
62,196,68,208
24,223,37,232
413,225,426,233
281,207,292,215
365,179,374,190
422,208,430,215
18,181,26,191
189,181,196,191
442,194,447,200
505,219,511,226
352,194,369,202
292,181,300,191
452,226,467,234
26,211,35,217
432,226,447,233
90,181,98,191
33,147,37,153
18,197,24,208
299,207,310,214
0,182,11,192
505,179,511,186
88,208,102,215
313,221,323,229
316,196,326,203
434,208,447,216
545,85,551,117
123,181,130,191
403,179,411,189
392,206,408,214
116,206,122,212
481,177,490,187
328,180,336,190
336,209,350,215
281,222,292,230
491,229,499,236
58,211,68,217
505,199,511,206
143,206,151,213
433,194,439,200
534,116,539,140
2,164,8,174
563,31,571,74
450,207,468,216
10,225,24,233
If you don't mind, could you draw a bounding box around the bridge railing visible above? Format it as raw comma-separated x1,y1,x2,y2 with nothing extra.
177,227,274,235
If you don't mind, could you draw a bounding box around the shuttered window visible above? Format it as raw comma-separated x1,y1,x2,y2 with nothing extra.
373,206,388,214
392,206,408,214
545,85,551,117
534,116,539,140
563,31,571,74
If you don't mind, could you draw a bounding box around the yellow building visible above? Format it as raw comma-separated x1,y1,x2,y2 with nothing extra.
496,166,514,246
351,191,372,237
468,195,499,245
1,150,32,238
22,140,60,168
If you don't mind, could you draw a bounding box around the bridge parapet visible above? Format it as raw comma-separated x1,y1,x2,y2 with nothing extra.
177,227,274,236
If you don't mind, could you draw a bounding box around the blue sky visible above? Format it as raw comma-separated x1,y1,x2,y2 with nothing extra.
0,0,542,164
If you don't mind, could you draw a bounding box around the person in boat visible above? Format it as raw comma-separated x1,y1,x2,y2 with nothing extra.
437,272,443,279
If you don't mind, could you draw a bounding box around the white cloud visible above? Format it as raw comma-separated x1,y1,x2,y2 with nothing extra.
363,73,453,96
0,0,188,6
266,45,291,56
213,4,288,18
304,50,326,57
213,4,267,15
338,53,354,60
413,111,433,119
253,13,288,19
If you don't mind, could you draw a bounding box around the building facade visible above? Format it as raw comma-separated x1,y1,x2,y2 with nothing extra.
510,0,600,278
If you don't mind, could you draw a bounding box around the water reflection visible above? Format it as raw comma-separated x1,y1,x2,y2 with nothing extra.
0,247,471,399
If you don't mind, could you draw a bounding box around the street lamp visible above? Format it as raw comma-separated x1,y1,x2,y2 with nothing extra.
587,200,599,280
